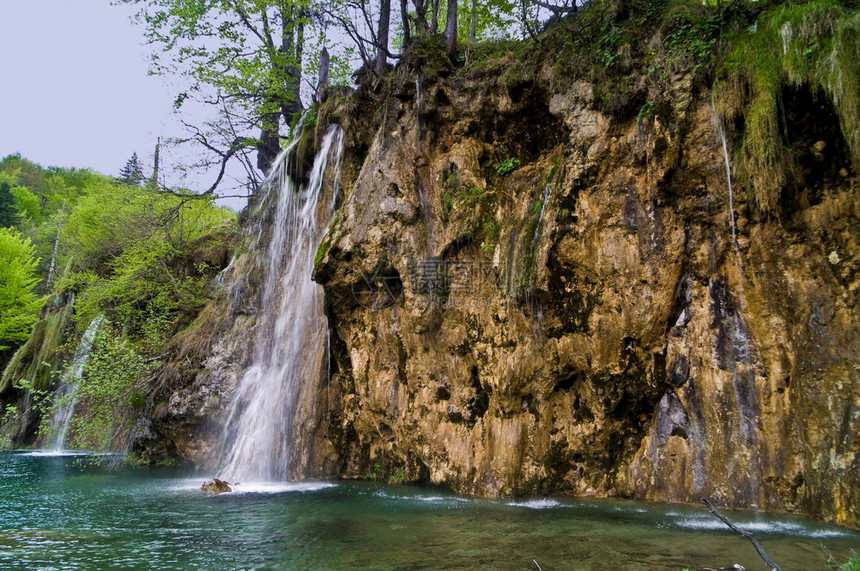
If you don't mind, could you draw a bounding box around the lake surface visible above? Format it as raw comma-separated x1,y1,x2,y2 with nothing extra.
0,451,856,570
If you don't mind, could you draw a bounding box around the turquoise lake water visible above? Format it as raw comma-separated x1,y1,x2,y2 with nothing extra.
0,451,856,570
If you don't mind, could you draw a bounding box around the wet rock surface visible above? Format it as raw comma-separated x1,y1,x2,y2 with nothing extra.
143,63,859,528
201,478,232,494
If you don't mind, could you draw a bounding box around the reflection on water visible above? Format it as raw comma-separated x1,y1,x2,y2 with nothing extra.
0,451,856,570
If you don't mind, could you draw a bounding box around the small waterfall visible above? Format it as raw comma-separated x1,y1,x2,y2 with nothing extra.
712,110,763,505
415,74,422,141
530,185,551,258
715,120,739,247
43,314,104,451
218,124,344,483
712,108,747,306
214,255,236,286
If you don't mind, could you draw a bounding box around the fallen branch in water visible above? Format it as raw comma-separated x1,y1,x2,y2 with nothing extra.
701,498,781,571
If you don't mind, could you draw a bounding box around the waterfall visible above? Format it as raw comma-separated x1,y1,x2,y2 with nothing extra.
712,110,762,505
415,74,422,141
715,120,739,247
530,184,551,257
218,124,344,483
712,107,747,305
43,314,104,451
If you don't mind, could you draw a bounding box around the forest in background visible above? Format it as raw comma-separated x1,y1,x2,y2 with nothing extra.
0,154,235,449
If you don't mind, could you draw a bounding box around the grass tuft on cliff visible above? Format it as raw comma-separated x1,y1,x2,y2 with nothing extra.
713,0,860,212
448,0,859,214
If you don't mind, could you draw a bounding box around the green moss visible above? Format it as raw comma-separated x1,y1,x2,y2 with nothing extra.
404,35,452,79
314,232,333,272
441,190,453,223
128,391,145,410
638,100,655,121
841,555,860,571
314,210,343,273
463,40,525,76
494,157,520,176
1,304,72,394
714,0,860,212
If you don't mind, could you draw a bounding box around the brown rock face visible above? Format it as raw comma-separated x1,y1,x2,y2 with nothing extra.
311,66,859,527
142,62,859,528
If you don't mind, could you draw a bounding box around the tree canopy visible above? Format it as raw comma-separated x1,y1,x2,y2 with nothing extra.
0,228,44,350
116,0,564,194
0,153,237,448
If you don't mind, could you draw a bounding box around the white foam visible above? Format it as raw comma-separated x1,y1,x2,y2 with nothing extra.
170,479,336,495
416,495,471,504
229,482,336,494
674,516,851,537
373,491,472,505
507,499,561,509
14,450,117,457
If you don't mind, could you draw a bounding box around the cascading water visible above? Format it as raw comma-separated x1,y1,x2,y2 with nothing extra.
712,108,747,284
217,124,344,483
712,106,751,302
715,118,739,249
530,184,551,257
712,108,762,505
43,314,104,451
415,74,422,141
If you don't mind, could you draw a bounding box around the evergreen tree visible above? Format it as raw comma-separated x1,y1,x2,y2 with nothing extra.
118,152,145,186
0,181,21,228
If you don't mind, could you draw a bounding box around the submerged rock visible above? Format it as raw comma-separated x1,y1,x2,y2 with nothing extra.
201,479,232,495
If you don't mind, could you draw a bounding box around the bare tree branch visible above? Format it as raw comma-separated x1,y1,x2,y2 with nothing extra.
701,499,782,571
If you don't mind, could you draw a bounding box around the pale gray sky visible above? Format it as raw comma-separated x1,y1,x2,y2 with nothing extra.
0,1,181,183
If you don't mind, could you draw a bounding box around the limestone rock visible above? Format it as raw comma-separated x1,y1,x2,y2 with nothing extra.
201,478,232,494
140,54,860,529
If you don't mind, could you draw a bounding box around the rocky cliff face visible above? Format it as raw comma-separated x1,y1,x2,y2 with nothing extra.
140,51,859,527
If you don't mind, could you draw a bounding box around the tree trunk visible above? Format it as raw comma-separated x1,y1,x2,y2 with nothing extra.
317,47,330,103
147,138,161,190
375,0,391,73
470,0,477,44
400,0,411,44
444,0,457,58
411,0,429,34
257,101,281,173
280,9,303,110
258,7,305,172
289,18,304,114
431,0,440,33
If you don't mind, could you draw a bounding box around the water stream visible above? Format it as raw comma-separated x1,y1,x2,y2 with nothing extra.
42,314,103,451
415,74,422,141
217,125,344,483
713,108,747,302
530,184,551,258
712,109,764,504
